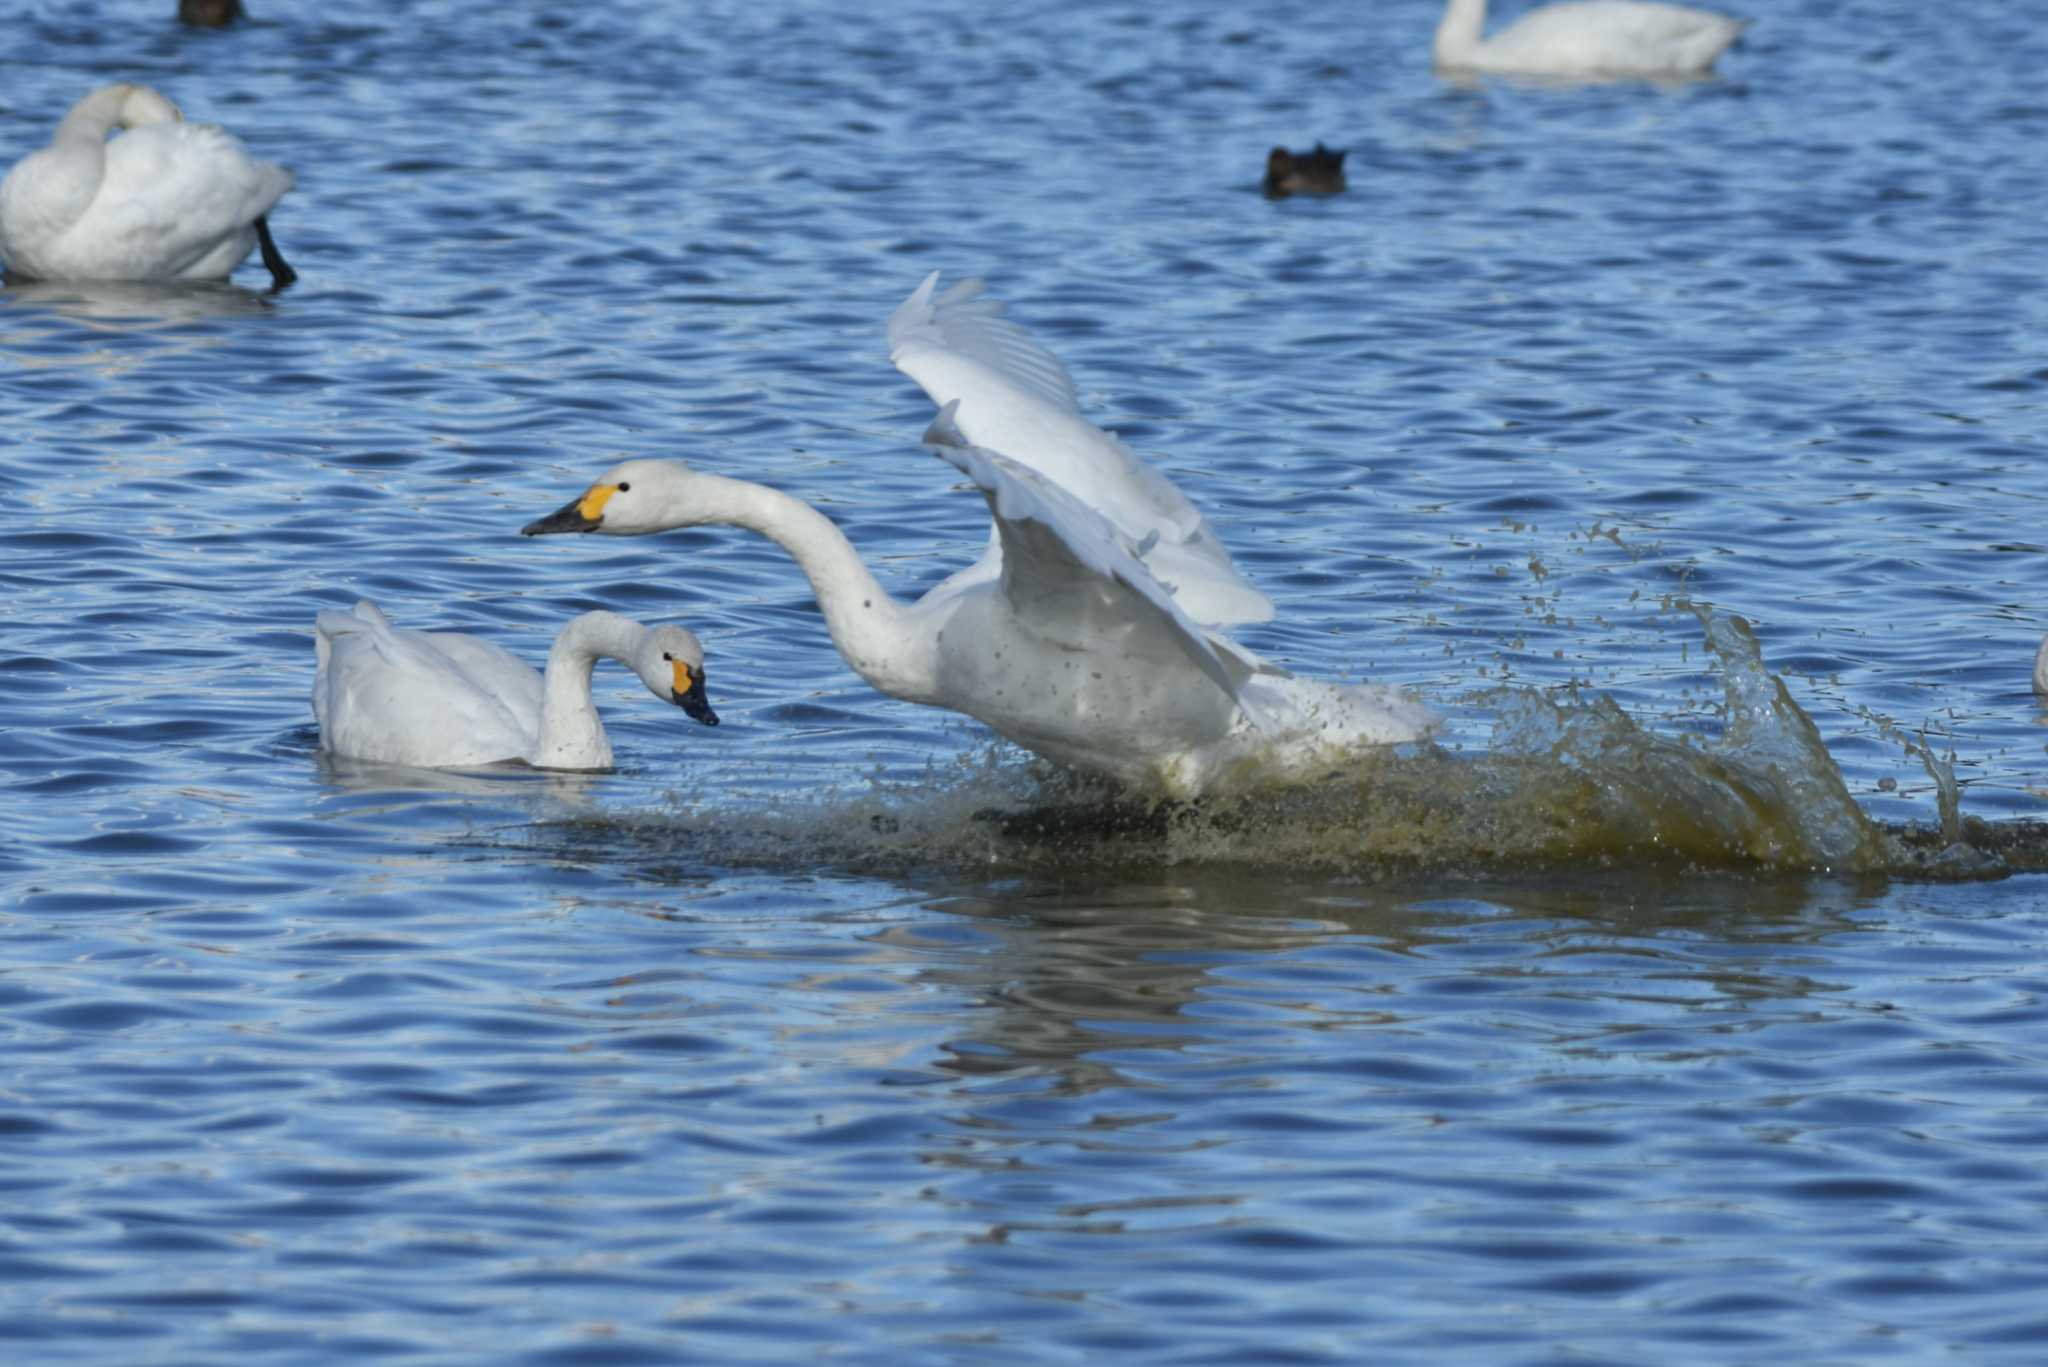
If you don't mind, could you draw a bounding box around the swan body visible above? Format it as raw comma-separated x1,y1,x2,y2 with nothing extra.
0,83,296,288
887,272,1274,629
313,601,717,770
2035,638,2047,698
522,421,1434,797
1433,0,1744,78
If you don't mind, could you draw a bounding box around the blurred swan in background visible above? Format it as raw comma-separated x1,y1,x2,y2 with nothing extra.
1432,0,1744,79
313,601,717,770
2034,637,2047,698
521,274,1435,796
0,83,296,290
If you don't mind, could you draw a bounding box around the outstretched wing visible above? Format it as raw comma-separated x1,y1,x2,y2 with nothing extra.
888,271,1274,628
924,407,1244,706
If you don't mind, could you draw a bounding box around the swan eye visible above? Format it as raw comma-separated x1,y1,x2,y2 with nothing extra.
617,482,631,493
662,652,672,661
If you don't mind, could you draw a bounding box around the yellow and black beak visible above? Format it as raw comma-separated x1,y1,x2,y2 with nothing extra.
672,660,718,726
522,483,616,536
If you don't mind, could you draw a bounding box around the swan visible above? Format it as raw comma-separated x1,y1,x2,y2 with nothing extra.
0,83,296,290
886,272,1274,629
2035,638,2047,698
1432,0,1745,79
1265,144,1349,197
521,410,1435,797
313,600,718,770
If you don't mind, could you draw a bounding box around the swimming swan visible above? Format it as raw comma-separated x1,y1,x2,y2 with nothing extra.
0,83,296,290
522,409,1434,797
313,601,718,770
2035,637,2047,698
887,272,1274,629
1433,0,1744,79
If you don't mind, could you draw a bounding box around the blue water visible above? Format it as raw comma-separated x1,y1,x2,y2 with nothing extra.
5,0,2048,1360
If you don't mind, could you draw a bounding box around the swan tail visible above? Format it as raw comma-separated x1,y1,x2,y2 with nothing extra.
313,602,389,731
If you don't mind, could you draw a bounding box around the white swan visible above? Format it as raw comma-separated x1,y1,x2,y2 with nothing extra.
522,409,1434,797
1433,0,1744,79
313,601,718,770
0,83,296,290
2034,637,2047,698
887,272,1274,629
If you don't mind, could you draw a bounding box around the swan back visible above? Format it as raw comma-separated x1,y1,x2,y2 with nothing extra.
1435,0,1744,77
315,601,538,767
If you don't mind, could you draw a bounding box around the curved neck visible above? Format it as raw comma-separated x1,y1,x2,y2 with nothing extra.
57,86,176,143
676,474,934,701
1434,0,1488,64
56,88,131,143
532,610,644,769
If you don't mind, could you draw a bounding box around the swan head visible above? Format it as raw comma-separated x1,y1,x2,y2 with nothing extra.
642,624,718,726
522,459,696,537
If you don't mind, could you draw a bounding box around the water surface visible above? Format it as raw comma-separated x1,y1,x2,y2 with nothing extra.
4,0,2047,1361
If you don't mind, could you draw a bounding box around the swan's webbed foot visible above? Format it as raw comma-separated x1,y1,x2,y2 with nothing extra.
254,215,297,293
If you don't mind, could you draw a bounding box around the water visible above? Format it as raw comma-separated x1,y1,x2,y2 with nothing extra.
5,0,2048,1360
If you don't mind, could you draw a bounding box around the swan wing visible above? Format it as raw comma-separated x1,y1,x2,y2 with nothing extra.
924,412,1242,706
888,271,1275,628
416,630,546,719
313,602,537,766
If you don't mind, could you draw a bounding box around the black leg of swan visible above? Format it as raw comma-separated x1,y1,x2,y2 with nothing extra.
254,216,297,293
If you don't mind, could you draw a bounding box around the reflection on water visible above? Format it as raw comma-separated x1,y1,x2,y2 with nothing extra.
313,749,611,803
3,276,278,325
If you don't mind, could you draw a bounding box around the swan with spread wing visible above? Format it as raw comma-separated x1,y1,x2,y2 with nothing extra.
522,275,1432,795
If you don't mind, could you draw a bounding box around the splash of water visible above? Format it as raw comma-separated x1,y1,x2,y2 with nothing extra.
538,608,2046,880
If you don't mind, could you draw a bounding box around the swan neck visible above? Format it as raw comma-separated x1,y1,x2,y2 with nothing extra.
56,89,128,142
683,475,928,699
534,611,642,768
1434,0,1487,63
